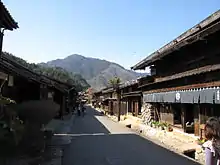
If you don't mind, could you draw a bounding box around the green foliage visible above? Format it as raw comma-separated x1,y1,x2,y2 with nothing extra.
197,137,206,145
150,121,169,128
109,77,121,89
4,52,90,92
0,79,23,146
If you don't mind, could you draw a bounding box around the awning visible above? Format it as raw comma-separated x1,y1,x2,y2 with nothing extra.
143,87,220,104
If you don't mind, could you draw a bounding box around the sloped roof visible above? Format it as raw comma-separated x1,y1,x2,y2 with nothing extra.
0,1,18,30
132,10,220,70
0,53,73,93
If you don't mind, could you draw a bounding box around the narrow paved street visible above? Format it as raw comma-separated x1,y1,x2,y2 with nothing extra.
62,106,199,165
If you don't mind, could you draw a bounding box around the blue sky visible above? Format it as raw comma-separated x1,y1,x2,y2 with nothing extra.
2,0,220,70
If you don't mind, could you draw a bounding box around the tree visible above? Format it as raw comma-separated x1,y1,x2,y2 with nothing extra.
109,77,121,121
109,77,121,89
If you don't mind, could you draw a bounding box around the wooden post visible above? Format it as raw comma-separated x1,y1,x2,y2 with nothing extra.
198,104,203,138
117,90,121,121
181,104,186,132
211,104,214,116
59,95,65,120
63,95,66,114
155,103,160,121
125,100,128,115
138,98,142,115
194,104,200,136
0,30,3,58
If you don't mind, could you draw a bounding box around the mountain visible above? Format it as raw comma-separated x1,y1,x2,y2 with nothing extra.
40,54,147,90
3,52,90,92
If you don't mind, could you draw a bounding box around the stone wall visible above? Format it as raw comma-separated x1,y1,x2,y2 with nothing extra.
140,103,154,124
195,146,205,164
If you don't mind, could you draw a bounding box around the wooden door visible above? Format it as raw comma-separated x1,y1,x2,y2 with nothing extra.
135,102,138,116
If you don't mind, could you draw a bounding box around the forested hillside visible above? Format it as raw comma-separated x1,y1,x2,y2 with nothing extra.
42,54,147,90
4,52,90,91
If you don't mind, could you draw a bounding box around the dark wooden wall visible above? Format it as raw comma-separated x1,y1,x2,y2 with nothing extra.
155,31,220,77
159,104,174,125
2,76,40,103
120,101,127,115
112,101,127,115
142,69,220,92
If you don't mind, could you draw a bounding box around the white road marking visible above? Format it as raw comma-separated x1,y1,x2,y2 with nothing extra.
54,133,107,137
54,132,135,137
105,157,124,165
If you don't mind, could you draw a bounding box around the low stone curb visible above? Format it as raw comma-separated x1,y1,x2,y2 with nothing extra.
134,123,204,164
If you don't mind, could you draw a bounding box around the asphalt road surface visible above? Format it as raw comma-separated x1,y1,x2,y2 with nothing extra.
62,106,199,165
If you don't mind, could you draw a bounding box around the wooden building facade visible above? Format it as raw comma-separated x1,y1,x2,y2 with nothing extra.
132,10,220,137
92,90,102,108
101,87,116,115
0,2,78,149
93,80,142,118
121,81,142,117
0,53,76,120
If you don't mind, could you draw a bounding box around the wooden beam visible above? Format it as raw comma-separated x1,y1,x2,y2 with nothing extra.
144,80,220,94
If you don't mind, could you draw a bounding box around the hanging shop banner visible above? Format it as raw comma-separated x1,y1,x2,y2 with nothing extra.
200,89,215,104
214,89,220,104
143,88,219,104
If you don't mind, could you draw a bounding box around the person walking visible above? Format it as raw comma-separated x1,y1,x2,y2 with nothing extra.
76,101,81,116
203,117,220,165
80,102,85,117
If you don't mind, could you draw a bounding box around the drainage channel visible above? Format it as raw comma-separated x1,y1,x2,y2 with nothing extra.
183,149,196,159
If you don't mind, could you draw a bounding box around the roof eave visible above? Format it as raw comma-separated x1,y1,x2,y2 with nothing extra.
0,1,19,30
131,10,220,70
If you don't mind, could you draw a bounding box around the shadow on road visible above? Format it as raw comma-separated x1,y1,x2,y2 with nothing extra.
62,106,199,165
70,106,111,135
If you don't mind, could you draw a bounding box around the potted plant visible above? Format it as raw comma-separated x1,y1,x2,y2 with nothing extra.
166,124,173,132
196,137,206,145
163,123,168,129
151,121,156,128
150,121,154,127
155,121,160,128
159,123,166,130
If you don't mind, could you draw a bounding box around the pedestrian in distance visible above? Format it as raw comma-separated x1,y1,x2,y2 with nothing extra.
80,102,85,117
76,102,81,116
203,117,220,165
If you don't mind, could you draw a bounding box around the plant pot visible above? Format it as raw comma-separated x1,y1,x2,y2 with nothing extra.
196,138,206,145
167,126,173,132
197,141,203,145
